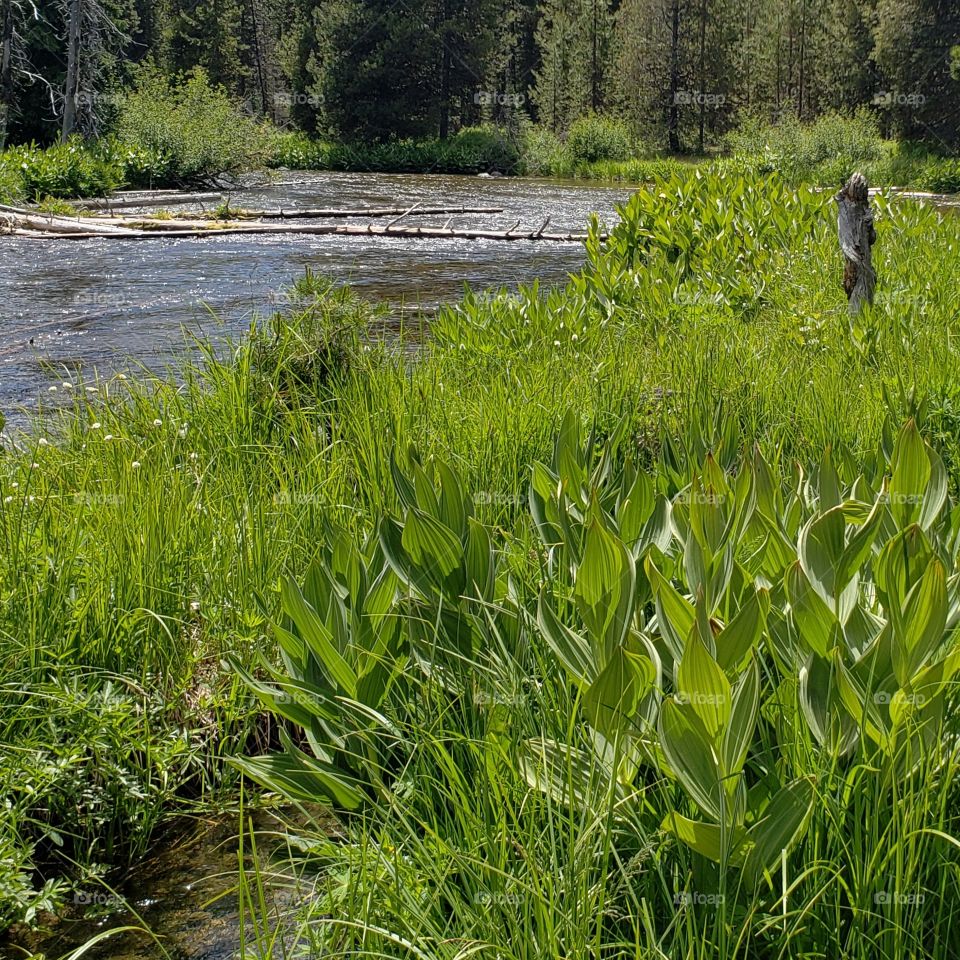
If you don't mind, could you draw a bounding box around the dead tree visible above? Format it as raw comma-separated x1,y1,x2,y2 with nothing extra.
836,172,876,313
60,0,80,140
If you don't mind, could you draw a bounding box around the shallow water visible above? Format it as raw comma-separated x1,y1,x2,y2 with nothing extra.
0,172,634,417
1,807,329,960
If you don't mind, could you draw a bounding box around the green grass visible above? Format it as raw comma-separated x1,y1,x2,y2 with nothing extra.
2,170,960,948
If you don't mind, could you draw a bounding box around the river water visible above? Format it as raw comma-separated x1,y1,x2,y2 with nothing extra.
0,172,634,419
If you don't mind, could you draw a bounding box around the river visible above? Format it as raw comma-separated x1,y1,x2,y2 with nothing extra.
0,172,634,420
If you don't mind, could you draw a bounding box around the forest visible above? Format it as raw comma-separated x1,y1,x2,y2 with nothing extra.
2,0,958,152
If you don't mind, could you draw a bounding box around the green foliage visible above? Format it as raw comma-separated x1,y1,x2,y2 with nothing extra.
518,125,567,176
566,112,634,165
114,67,276,187
724,110,887,184
232,411,960,955
0,160,26,203
3,172,960,949
248,272,377,412
0,139,123,200
271,125,520,175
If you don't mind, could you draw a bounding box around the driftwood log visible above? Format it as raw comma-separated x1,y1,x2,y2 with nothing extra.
169,205,505,221
15,222,597,243
73,192,225,210
836,172,877,313
0,204,140,235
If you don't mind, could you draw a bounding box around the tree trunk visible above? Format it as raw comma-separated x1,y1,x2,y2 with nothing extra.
0,0,13,148
668,0,680,152
61,0,81,142
797,0,806,119
439,22,451,139
836,172,876,314
697,0,707,152
591,0,599,111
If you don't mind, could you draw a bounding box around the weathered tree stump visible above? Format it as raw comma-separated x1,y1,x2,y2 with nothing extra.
836,172,877,313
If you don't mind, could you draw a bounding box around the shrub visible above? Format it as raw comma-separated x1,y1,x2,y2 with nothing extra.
566,113,634,165
114,66,276,187
249,271,379,412
270,132,335,169
724,110,885,184
271,125,520,175
520,125,568,176
0,139,123,200
0,159,25,203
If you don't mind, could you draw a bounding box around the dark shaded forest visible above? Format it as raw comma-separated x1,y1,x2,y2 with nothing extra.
2,0,958,150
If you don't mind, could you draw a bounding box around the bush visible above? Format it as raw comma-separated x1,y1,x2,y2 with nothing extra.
270,132,335,169
271,125,520,175
566,113,634,165
0,139,123,200
115,66,276,187
249,271,380,412
520,126,568,176
0,159,25,203
724,110,885,183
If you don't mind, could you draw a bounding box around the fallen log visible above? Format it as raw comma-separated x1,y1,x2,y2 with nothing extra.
0,204,140,235
14,222,599,243
73,192,224,210
167,204,506,221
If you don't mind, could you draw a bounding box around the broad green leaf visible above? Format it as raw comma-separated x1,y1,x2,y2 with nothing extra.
889,419,931,527
401,507,464,584
231,748,367,809
647,554,695,662
659,699,722,820
281,577,357,696
798,506,846,604
583,646,646,738
662,812,744,863
743,777,815,885
876,525,932,613
715,587,769,672
721,659,759,779
786,561,837,658
892,557,947,684
537,590,596,683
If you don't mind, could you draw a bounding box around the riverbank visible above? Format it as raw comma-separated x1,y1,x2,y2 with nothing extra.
4,109,959,206
3,171,960,956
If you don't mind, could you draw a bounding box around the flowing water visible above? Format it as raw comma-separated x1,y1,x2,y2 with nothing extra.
0,172,634,421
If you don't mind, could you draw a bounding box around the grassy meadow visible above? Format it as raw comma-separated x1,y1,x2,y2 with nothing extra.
3,171,960,955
